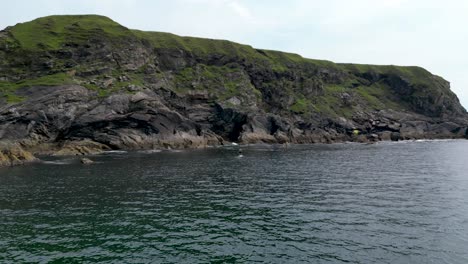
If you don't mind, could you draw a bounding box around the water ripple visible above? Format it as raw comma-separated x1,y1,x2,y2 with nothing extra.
0,140,468,263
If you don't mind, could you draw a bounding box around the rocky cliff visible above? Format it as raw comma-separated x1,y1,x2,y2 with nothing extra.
0,15,467,163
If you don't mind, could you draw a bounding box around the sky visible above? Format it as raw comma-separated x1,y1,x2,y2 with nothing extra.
1,0,467,108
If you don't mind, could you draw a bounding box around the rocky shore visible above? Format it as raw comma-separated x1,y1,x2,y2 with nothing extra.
0,15,467,167
0,143,37,167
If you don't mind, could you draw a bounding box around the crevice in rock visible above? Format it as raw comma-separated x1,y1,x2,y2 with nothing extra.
268,117,280,135
228,118,246,142
211,105,247,142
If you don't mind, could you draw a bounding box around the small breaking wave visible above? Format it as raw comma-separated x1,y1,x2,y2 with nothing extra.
138,149,162,154
41,160,74,165
102,150,128,154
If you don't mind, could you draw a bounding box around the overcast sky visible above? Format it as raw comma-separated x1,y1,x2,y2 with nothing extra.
1,0,467,108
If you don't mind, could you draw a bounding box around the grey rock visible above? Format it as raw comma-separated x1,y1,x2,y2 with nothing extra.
0,15,467,160
390,132,401,141
80,157,94,164
226,97,241,106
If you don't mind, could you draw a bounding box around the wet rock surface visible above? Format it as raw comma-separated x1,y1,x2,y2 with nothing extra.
80,157,94,165
0,143,37,167
0,82,465,156
0,15,467,161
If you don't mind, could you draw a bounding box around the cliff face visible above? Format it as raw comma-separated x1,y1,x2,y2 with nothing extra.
0,15,467,157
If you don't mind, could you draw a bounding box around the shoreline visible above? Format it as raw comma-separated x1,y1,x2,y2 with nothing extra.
1,137,466,168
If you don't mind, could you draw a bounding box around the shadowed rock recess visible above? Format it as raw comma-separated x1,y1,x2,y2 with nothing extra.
0,15,467,164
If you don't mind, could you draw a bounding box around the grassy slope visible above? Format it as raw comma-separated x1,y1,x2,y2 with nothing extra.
0,15,457,117
9,15,129,50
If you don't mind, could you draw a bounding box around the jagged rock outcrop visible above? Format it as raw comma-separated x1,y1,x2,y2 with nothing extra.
0,15,466,162
0,144,37,167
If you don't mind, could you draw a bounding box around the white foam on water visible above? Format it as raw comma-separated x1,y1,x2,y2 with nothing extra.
41,160,73,165
103,150,128,154
139,150,162,154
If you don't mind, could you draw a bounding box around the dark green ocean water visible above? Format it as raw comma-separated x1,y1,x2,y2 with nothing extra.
1,140,467,263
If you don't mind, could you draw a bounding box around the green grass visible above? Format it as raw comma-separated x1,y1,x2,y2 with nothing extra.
0,73,75,91
355,86,385,110
220,81,241,100
0,71,141,101
172,64,264,103
132,30,338,73
83,70,147,97
0,73,76,103
10,15,130,50
307,85,352,117
133,30,265,61
0,14,455,116
8,14,312,71
14,72,74,87
340,63,435,90
290,98,311,113
355,84,407,111
82,83,111,97
174,64,241,94
1,92,24,103
6,15,440,86
307,83,406,117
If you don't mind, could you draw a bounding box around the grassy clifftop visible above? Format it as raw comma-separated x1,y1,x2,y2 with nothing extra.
8,15,129,50
0,15,465,119
7,15,328,65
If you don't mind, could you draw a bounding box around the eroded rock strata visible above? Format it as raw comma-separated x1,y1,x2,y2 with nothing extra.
0,15,467,165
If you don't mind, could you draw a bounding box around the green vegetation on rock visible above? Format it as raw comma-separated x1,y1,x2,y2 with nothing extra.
0,73,75,102
0,14,464,120
290,98,311,114
0,14,466,155
10,15,129,51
